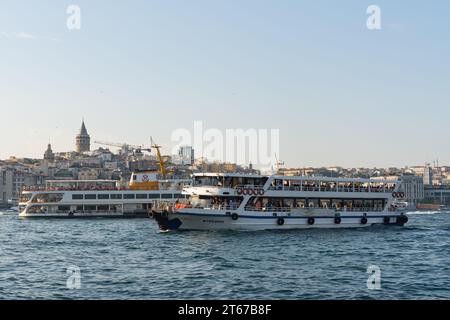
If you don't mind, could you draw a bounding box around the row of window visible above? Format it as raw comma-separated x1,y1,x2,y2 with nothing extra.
72,193,185,200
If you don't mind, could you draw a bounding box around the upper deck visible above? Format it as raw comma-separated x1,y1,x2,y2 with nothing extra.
185,173,399,197
22,180,124,192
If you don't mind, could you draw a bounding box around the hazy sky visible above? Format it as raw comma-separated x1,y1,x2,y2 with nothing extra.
0,0,449,168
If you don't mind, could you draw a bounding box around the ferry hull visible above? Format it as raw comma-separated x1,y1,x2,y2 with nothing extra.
155,212,408,231
19,211,150,219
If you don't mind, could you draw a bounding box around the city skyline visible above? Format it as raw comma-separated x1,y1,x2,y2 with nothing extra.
1,1,450,167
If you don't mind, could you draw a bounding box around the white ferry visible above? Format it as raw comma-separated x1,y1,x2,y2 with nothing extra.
19,172,190,218
153,173,409,231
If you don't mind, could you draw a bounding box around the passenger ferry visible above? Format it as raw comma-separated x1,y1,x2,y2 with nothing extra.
153,173,409,231
19,171,190,218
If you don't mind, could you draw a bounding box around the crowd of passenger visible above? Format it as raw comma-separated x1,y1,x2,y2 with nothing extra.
246,198,386,212
269,181,396,193
23,185,125,192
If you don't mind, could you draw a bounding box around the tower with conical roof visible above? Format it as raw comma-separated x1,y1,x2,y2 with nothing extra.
75,120,91,153
44,144,55,162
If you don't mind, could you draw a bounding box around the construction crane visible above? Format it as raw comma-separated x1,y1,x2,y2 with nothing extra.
94,140,151,155
150,137,168,178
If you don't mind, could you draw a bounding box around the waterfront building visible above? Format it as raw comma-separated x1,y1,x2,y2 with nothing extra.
423,186,450,207
0,164,44,207
410,165,433,186
178,146,195,165
75,120,91,153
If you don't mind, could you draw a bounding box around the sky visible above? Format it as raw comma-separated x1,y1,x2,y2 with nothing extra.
0,0,449,168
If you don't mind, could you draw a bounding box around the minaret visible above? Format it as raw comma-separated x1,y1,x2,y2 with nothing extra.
75,120,91,153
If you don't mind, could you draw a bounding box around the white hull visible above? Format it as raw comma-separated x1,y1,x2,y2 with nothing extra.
19,211,148,219
155,210,407,231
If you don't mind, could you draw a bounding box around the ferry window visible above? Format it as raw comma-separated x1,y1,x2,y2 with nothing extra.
344,200,353,209
33,193,64,203
363,200,374,208
295,199,306,208
84,194,97,200
57,206,70,212
111,194,122,199
148,194,160,199
307,199,319,208
136,194,148,199
124,194,135,199
174,194,184,199
354,199,363,208
320,199,331,208
332,199,344,209
97,205,109,211
284,198,294,208
374,199,384,208
98,194,110,200
133,175,137,181
161,194,173,199
76,205,83,211
72,194,83,200
84,205,96,211
20,193,33,203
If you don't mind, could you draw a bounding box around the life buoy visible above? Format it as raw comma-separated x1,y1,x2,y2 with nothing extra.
258,188,265,196
361,217,368,225
399,192,405,198
392,192,398,198
334,217,341,224
231,213,239,221
236,188,243,195
384,217,390,224
308,217,315,225
246,188,253,195
242,188,248,195
277,217,285,226
396,215,408,225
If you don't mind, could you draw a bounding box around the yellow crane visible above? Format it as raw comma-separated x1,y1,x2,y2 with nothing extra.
150,137,168,178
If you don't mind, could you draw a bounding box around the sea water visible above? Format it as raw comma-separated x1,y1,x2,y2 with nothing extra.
0,212,449,299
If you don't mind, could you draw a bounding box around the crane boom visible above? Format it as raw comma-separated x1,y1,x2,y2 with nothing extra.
94,140,143,149
150,137,167,178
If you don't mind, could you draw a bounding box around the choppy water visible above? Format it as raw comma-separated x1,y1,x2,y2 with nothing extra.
0,211,449,299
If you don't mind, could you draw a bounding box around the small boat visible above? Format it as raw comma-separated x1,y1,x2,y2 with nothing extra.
416,203,441,211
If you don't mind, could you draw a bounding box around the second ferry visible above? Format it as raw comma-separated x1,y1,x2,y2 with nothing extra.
19,142,190,218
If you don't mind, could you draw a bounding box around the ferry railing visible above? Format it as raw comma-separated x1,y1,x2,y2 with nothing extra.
234,184,265,190
266,186,395,193
211,204,240,210
22,186,129,192
244,206,385,212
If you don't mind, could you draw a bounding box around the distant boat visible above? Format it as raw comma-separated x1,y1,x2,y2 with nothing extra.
416,203,441,211
18,172,190,218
